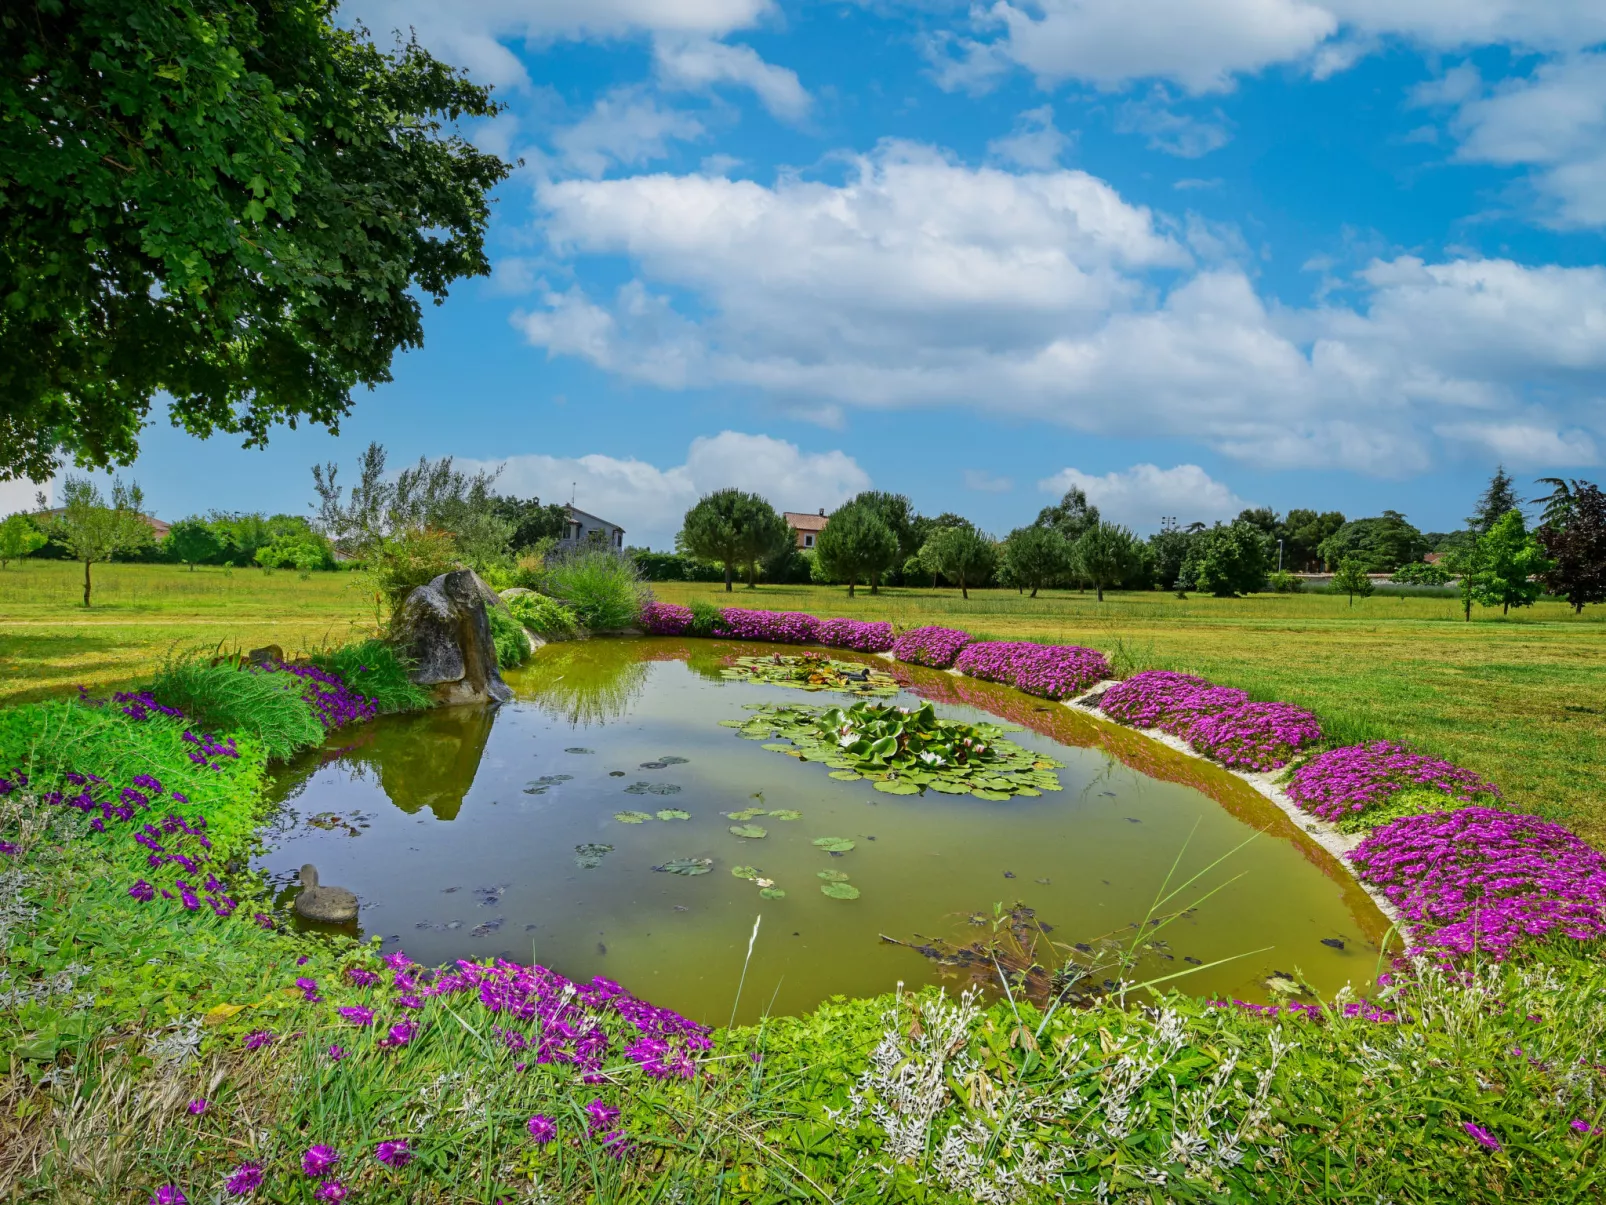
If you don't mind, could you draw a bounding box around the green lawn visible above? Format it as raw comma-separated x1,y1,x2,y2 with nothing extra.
3,561,1603,847
657,580,1606,848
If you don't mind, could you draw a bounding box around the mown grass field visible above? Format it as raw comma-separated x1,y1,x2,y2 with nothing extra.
2,560,1603,846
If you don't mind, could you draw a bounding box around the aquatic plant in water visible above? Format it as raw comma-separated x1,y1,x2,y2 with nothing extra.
719,653,899,697
732,700,1062,800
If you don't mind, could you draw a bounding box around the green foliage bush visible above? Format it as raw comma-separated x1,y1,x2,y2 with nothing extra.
146,656,323,761
368,527,460,616
544,549,649,630
1334,786,1471,834
1180,520,1269,596
688,597,724,638
306,640,430,715
486,601,531,669
505,590,581,641
1267,568,1304,592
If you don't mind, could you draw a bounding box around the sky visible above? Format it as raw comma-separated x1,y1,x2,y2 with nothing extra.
6,0,1605,548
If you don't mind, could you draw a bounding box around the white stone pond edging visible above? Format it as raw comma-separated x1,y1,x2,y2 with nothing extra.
867,652,1405,933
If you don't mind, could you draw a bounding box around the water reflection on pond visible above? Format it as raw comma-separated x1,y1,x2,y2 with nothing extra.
259,638,1389,1026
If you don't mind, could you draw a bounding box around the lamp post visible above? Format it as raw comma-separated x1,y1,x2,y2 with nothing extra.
1277,538,1284,572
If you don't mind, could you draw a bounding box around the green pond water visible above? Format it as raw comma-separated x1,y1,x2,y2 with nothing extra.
259,637,1390,1026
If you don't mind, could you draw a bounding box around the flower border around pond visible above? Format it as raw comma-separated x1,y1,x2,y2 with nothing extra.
626,601,1606,967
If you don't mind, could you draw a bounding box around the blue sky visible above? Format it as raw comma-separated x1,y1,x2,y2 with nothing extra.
9,1,1605,548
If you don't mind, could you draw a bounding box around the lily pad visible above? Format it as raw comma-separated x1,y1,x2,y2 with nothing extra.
727,807,768,821
658,756,690,765
827,770,862,781
654,857,714,876
523,774,574,795
731,865,759,880
729,825,768,839
565,747,594,754
761,743,793,752
718,720,745,728
820,882,861,900
817,869,851,882
928,781,971,795
656,808,691,821
759,887,787,900
614,810,654,824
624,782,681,796
767,809,801,821
574,843,614,869
812,836,856,853
640,761,668,769
873,779,922,795
971,789,1012,802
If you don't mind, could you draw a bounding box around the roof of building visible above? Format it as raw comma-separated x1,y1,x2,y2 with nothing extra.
783,511,829,532
37,507,168,538
565,505,623,531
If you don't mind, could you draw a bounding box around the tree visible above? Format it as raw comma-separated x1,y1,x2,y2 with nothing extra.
1389,560,1453,587
1330,557,1374,606
1532,477,1587,529
1000,526,1069,598
1,2,513,483
1537,482,1606,614
677,490,789,592
493,496,570,552
1181,522,1269,597
1074,523,1141,602
1282,509,1346,571
0,513,46,568
1316,511,1428,572
1468,510,1550,615
1468,466,1520,535
920,526,997,600
165,517,223,570
851,492,921,572
1036,487,1100,542
1147,519,1198,591
41,475,151,606
815,504,898,598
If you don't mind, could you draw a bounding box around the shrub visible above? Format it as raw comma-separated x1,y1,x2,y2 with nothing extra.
892,625,973,668
307,640,430,714
640,601,693,635
718,608,819,644
1286,741,1501,825
487,602,530,669
1266,569,1303,593
369,527,460,614
505,591,581,641
146,656,324,761
1350,807,1606,959
544,549,650,630
816,617,893,652
1184,701,1322,771
688,599,724,637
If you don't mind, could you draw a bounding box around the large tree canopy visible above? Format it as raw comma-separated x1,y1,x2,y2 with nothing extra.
0,0,512,481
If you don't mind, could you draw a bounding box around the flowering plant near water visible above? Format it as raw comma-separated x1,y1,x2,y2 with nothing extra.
639,601,694,635
953,640,1110,700
1097,670,1320,770
716,608,820,644
890,625,973,668
1286,740,1502,824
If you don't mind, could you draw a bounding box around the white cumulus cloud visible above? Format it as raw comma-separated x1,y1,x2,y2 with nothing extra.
1038,464,1251,531
550,88,706,177
653,37,810,122
460,431,869,549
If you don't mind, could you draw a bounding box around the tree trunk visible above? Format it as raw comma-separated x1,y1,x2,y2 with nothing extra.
189,561,195,571
724,563,733,592
869,572,879,595
83,559,92,607
1096,582,1104,602
960,578,969,600
1503,601,1510,615
1029,585,1039,599
847,578,856,598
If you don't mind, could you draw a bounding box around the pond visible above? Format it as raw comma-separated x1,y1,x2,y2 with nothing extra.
258,638,1390,1026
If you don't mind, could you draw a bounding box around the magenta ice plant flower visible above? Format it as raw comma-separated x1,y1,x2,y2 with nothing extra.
375,1138,412,1168
301,1145,340,1177
527,1114,557,1144
224,1163,264,1196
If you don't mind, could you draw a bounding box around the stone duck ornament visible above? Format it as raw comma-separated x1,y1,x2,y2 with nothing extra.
293,864,358,923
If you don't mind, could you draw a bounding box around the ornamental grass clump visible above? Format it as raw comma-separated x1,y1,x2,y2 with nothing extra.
1349,807,1606,959
1286,741,1501,826
816,617,893,652
891,626,972,668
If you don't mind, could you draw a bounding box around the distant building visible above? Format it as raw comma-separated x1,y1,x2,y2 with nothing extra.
1423,552,1444,565
783,509,829,550
36,507,168,541
558,505,625,552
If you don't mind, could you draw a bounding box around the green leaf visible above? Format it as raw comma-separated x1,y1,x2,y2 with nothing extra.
718,720,745,728
656,808,691,820
654,858,713,876
729,825,768,839
758,887,787,900
827,770,862,781
767,809,802,820
728,807,768,821
873,779,921,795
820,882,861,900
762,742,793,752
928,781,971,794
817,870,851,882
614,810,654,824
731,865,759,880
970,789,1012,801
574,843,614,869
812,836,856,853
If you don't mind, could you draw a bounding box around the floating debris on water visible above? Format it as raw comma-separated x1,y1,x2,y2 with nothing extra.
574,843,614,869
624,782,681,796
566,747,595,754
524,774,573,795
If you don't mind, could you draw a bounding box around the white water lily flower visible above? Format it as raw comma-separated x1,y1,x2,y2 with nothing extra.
755,877,775,889
918,751,943,766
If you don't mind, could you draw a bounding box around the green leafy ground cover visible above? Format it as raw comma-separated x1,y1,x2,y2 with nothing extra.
718,653,900,696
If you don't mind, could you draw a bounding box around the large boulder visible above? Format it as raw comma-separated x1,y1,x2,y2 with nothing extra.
395,570,514,705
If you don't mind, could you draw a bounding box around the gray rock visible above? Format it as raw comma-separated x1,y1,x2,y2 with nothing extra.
395,569,514,705
247,644,283,666
293,864,358,923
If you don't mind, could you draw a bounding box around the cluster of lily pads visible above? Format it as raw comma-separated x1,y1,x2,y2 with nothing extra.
718,653,898,697
728,699,1062,801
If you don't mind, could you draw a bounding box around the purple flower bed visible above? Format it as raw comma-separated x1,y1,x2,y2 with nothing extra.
1097,670,1318,770
891,626,973,669
639,601,693,635
1350,808,1606,959
263,662,377,731
815,617,893,652
954,641,1111,700
717,608,820,644
1186,701,1323,771
1286,741,1501,824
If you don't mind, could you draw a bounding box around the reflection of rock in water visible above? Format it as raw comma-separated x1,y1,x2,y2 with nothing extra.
374,705,495,821
516,641,651,727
